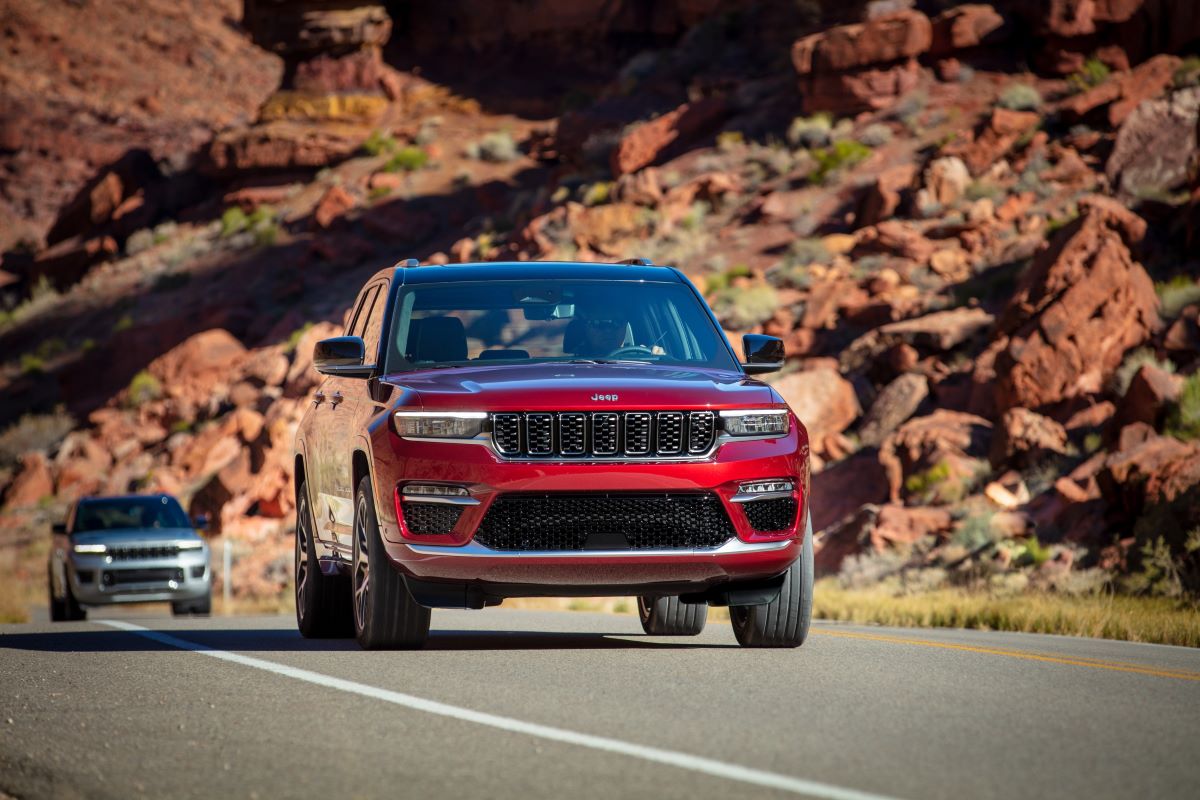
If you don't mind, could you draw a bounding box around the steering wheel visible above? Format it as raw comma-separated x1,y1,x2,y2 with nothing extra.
606,345,656,359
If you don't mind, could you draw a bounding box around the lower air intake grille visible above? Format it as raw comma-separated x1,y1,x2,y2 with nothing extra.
106,568,182,585
402,503,463,535
742,497,798,532
474,493,735,551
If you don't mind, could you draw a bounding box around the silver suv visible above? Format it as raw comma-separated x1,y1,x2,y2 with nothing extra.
48,494,212,619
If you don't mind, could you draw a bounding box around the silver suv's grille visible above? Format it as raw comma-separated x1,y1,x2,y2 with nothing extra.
490,411,716,460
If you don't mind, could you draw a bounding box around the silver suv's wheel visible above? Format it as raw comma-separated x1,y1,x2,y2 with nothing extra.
637,595,708,635
352,476,430,650
729,512,814,649
294,479,353,638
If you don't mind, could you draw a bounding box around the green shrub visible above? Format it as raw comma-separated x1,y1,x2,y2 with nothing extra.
1173,56,1200,89
581,181,612,207
19,353,44,375
467,131,519,163
786,237,833,268
126,370,163,408
997,84,1042,111
1083,432,1103,454
1156,275,1200,318
787,112,833,148
362,130,398,157
965,180,1003,202
812,139,871,182
1165,372,1200,441
716,130,744,152
953,511,995,550
113,314,134,332
1068,58,1111,93
383,146,429,173
906,460,952,498
857,123,893,147
220,207,249,238
0,407,75,468
283,321,314,354
704,263,752,293
710,284,778,330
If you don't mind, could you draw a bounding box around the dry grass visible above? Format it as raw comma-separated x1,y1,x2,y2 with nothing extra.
813,579,1200,648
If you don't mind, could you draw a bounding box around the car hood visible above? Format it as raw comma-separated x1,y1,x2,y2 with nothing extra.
382,362,780,412
71,528,205,546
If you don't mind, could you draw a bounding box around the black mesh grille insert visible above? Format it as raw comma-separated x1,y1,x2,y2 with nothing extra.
402,503,464,534
109,545,183,560
742,497,798,532
493,413,521,454
474,493,735,551
490,411,715,459
106,568,182,585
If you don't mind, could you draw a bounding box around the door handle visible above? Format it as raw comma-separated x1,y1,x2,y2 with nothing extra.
313,391,326,405
330,391,344,407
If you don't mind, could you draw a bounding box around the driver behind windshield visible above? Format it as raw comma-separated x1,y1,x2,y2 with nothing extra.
571,304,629,357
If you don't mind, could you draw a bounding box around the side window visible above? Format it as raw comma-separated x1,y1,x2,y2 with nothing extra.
361,282,390,364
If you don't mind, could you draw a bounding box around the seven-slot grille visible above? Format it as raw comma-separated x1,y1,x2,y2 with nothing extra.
490,411,716,459
108,545,183,560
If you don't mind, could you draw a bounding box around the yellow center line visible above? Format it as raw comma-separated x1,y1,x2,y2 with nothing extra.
810,629,1200,682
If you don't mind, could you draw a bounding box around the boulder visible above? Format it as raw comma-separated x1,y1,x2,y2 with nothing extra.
879,410,992,503
948,108,1040,176
1100,431,1200,520
1060,54,1181,127
774,367,862,455
613,168,663,207
859,372,929,448
992,196,1158,413
858,163,917,227
313,185,356,229
915,156,970,211
3,452,54,510
930,4,1007,55
206,119,376,176
1116,364,1184,429
791,10,931,74
810,450,891,532
609,98,728,177
990,407,1069,467
842,307,994,372
1107,87,1200,201
53,433,113,501
871,503,954,549
801,59,924,115
144,329,249,420
285,321,343,397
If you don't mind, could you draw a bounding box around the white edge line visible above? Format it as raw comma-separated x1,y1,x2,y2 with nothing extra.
98,619,902,800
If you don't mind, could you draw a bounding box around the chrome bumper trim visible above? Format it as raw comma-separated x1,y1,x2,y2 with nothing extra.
403,537,794,559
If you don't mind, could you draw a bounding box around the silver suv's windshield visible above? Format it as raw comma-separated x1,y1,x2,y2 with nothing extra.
383,280,738,372
73,496,191,533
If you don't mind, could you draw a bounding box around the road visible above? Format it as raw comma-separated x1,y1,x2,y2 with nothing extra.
1,608,1199,800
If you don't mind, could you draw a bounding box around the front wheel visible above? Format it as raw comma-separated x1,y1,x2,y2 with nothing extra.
352,476,430,650
729,513,814,649
638,596,708,635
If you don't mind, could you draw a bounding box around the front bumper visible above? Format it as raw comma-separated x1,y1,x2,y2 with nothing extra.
69,551,212,605
371,421,809,594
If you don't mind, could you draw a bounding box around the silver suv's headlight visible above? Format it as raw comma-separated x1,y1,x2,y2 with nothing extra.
720,409,790,437
393,411,487,439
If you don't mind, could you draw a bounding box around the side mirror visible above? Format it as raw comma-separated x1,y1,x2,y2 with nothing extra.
52,522,67,535
741,334,785,375
192,514,209,531
314,336,374,378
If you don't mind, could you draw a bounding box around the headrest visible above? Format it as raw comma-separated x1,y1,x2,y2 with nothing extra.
409,316,467,363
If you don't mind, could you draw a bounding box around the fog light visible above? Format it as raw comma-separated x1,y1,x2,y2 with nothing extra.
175,568,185,582
737,480,794,495
405,484,469,497
76,570,94,583
101,572,113,586
191,566,206,579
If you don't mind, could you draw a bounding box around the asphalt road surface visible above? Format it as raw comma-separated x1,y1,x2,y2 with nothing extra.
2,608,1199,800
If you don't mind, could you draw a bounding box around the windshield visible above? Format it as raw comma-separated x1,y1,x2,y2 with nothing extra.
384,279,738,373
73,496,191,533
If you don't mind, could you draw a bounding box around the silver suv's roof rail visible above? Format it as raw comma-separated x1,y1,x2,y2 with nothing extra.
616,258,654,266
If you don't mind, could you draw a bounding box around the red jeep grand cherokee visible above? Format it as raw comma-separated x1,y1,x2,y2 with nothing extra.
294,259,813,650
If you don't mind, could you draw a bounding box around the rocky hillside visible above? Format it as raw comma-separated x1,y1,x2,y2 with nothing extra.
1,0,1199,606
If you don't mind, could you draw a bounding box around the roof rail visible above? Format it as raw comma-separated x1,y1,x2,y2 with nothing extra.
616,258,654,266
394,258,420,268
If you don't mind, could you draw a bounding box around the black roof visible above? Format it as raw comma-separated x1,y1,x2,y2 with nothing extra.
393,261,683,285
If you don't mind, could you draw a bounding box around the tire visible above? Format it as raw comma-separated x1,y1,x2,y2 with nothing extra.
637,595,708,636
172,592,212,616
729,513,814,649
60,568,87,621
48,566,67,622
352,476,430,650
294,479,354,638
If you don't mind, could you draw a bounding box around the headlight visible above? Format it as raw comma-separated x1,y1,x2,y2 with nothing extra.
73,543,107,554
393,411,487,439
177,541,205,550
720,409,789,437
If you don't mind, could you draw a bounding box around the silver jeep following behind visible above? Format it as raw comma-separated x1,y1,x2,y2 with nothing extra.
48,494,212,619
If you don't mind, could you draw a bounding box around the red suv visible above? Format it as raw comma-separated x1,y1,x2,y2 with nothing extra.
293,259,813,649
